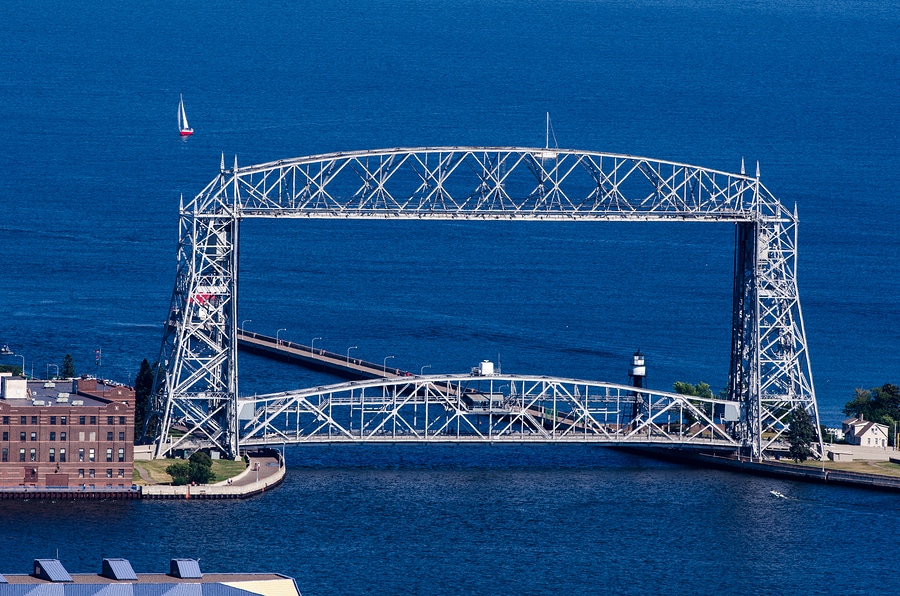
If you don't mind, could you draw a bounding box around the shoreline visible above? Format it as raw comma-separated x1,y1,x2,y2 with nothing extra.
621,446,900,492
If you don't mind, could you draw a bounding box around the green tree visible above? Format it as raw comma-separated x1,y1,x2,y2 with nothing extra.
673,381,715,426
166,461,192,486
61,354,75,378
787,407,817,462
188,451,215,484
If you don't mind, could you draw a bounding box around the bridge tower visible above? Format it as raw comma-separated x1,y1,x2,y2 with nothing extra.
144,157,240,458
144,147,821,460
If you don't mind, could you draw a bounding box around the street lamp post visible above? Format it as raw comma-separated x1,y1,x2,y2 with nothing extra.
311,337,322,354
47,364,59,380
15,354,24,378
420,364,432,376
383,355,395,375
276,328,287,345
241,319,252,334
347,346,358,363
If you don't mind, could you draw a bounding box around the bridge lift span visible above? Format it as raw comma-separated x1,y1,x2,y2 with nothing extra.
145,147,821,460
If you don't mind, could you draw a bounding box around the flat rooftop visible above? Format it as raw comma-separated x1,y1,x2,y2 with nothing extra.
1,573,291,584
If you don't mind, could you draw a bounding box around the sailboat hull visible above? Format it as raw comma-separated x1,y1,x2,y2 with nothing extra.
180,129,194,136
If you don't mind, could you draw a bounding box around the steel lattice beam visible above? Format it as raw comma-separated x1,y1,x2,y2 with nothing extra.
146,148,821,460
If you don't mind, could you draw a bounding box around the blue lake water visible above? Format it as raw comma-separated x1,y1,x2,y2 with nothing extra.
0,0,898,592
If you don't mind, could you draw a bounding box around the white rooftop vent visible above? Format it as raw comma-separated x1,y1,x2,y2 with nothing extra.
43,382,56,389
56,396,70,403
58,392,70,398
71,399,84,406
32,400,46,406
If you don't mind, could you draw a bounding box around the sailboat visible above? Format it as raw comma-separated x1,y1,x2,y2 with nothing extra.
178,94,194,136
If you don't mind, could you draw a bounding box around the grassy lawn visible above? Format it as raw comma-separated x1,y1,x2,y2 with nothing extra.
795,459,900,477
133,457,247,485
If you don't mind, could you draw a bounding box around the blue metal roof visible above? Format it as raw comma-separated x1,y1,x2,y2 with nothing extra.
33,560,73,583
23,584,66,596
168,560,201,580
101,559,137,582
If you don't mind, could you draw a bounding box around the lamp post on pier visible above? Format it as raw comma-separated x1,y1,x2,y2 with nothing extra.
241,319,252,334
47,363,59,380
311,337,322,354
276,328,287,345
15,354,24,378
347,346,358,363
420,364,431,376
383,355,395,375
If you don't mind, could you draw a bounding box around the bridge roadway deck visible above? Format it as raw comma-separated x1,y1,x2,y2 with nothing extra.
238,330,410,380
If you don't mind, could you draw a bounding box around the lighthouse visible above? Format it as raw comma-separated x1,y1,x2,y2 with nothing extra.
628,350,646,390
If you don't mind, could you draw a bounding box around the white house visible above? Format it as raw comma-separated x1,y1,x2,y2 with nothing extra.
842,416,890,448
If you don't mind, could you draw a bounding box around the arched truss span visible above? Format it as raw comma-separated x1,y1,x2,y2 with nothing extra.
147,147,820,460
234,374,741,450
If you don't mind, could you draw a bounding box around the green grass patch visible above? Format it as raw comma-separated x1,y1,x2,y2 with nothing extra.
132,457,248,485
796,459,900,477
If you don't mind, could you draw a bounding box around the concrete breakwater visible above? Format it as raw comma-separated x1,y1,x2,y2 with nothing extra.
631,448,900,492
0,451,285,500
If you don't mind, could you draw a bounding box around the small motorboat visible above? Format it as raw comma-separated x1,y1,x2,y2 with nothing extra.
770,490,787,499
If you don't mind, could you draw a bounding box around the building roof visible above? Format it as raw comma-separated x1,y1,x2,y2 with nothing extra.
1,559,298,595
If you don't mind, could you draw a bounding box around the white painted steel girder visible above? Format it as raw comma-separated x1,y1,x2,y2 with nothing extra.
147,148,819,460
236,375,741,449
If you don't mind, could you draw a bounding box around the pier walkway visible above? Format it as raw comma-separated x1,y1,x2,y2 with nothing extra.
237,330,409,380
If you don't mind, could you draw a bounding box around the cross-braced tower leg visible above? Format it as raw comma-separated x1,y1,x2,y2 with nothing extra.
730,202,822,459
145,189,240,458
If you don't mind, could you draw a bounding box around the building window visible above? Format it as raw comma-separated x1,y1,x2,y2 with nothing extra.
50,416,56,425
89,448,95,462
1,448,7,462
31,416,37,425
118,448,125,462
107,416,113,425
1,431,6,441
78,469,84,478
78,431,85,441
29,448,36,462
79,416,85,425
89,431,96,441
119,432,125,441
106,448,112,462
89,469,95,478
2,416,8,424
119,416,125,425
60,416,66,425
106,469,113,478
117,469,124,478
60,448,66,462
78,448,84,462
50,431,56,441
20,432,26,441
90,416,96,425
60,431,66,441
20,416,26,424
19,448,25,462
49,448,55,462
107,431,113,441
30,432,36,441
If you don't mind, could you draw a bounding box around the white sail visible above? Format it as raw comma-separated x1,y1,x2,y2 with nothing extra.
178,94,190,131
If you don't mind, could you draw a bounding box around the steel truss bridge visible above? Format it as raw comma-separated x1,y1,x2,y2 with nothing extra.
232,375,741,449
146,146,822,460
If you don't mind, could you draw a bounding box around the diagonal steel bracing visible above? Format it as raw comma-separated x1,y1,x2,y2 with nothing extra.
147,147,820,460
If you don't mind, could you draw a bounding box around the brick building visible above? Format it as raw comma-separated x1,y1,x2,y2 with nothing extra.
0,373,134,489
